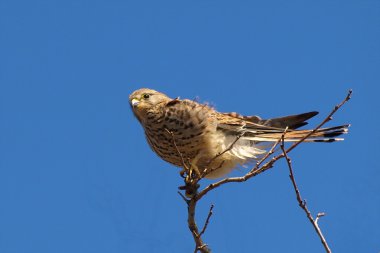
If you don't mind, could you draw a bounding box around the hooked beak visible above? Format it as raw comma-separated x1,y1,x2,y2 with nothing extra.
131,98,140,107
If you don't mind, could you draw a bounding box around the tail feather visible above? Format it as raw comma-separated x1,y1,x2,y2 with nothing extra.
243,124,349,143
258,111,319,129
219,111,349,143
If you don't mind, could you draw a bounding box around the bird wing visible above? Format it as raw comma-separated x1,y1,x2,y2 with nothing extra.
217,112,348,142
162,98,216,136
221,111,319,129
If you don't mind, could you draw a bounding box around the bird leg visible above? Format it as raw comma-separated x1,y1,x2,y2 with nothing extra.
189,154,202,179
178,156,202,198
178,176,200,198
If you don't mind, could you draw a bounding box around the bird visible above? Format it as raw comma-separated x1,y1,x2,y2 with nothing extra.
129,88,348,179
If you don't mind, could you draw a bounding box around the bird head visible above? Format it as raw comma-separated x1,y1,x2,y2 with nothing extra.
129,88,170,123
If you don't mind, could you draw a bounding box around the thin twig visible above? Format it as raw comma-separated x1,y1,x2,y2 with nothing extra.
199,204,214,237
280,134,332,253
209,133,244,164
316,212,326,224
178,191,189,204
168,128,202,197
286,89,352,154
166,129,188,171
254,134,283,168
202,133,245,177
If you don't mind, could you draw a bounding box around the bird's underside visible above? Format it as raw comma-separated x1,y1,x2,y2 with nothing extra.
129,88,349,179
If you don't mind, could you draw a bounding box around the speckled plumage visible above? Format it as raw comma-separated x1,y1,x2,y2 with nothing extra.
129,88,348,179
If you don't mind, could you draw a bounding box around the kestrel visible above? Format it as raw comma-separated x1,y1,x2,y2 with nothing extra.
130,88,348,179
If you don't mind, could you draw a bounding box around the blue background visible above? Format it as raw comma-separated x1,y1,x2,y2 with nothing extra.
1,0,379,252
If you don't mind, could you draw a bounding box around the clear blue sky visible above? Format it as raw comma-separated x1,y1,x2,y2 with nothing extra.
0,0,379,252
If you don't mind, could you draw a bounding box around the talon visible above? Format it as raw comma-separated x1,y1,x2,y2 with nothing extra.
185,174,193,184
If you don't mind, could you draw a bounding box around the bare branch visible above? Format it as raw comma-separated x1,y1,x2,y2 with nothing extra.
280,132,332,253
177,191,189,204
188,198,211,253
199,204,214,237
316,212,326,224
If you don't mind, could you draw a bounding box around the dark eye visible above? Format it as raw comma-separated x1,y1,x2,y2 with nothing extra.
142,93,150,99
